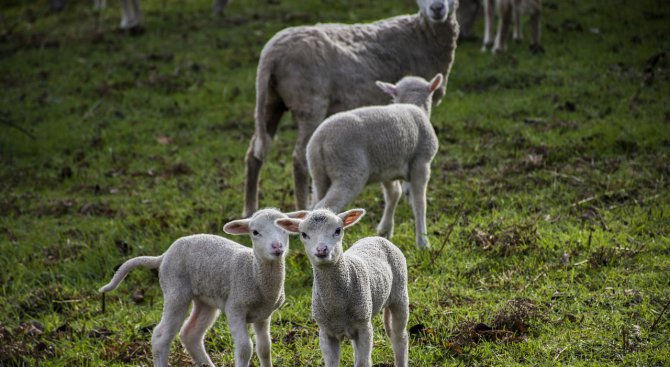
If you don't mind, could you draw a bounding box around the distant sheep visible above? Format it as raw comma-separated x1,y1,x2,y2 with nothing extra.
482,0,544,54
243,0,460,217
307,74,443,249
99,208,306,367
275,209,409,367
94,0,230,31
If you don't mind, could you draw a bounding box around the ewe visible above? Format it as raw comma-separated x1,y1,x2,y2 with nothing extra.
308,74,444,249
99,208,306,367
275,209,409,367
482,0,544,54
243,0,460,216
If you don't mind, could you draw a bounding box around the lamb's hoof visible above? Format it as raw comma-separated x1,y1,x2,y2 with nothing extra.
480,41,493,53
530,43,545,54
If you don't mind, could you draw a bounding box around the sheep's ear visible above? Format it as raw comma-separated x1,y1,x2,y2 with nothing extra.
376,81,398,98
429,74,444,92
223,219,251,235
338,209,366,229
275,218,301,234
285,210,309,219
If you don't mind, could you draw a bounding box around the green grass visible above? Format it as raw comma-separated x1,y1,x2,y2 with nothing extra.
1,0,669,365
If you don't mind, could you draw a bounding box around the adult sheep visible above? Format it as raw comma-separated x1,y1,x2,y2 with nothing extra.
243,0,460,217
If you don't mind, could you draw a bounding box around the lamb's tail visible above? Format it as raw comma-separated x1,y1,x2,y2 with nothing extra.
99,256,163,293
252,57,282,161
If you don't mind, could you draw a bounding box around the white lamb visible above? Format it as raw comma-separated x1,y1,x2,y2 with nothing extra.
99,208,306,367
93,0,230,31
243,0,460,217
275,209,409,367
482,0,544,54
307,74,443,249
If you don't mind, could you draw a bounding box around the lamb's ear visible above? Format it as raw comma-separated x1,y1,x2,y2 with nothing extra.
223,219,251,235
275,218,302,234
285,210,309,219
338,209,366,229
429,74,444,92
376,81,398,98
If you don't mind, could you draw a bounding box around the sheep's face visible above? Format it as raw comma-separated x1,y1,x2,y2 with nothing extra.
274,209,366,266
224,208,308,262
417,0,456,23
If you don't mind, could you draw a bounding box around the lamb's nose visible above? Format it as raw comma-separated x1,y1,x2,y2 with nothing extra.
315,245,329,258
272,242,282,250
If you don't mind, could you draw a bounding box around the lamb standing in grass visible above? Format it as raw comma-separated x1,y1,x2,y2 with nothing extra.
482,0,543,54
99,208,306,367
275,209,409,367
308,74,443,249
243,0,460,217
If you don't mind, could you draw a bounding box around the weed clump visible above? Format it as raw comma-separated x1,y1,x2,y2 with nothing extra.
468,222,538,256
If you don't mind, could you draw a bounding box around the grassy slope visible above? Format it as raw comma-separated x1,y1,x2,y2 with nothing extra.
1,0,669,365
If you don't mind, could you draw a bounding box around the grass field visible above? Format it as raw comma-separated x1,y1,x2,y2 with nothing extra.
1,0,669,365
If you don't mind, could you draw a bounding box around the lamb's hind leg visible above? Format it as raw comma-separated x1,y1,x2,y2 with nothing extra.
409,163,431,248
388,304,409,367
314,178,367,214
377,180,402,239
481,0,495,51
180,299,219,367
152,296,190,367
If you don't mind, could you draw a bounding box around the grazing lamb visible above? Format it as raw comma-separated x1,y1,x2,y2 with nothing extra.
308,74,443,249
275,209,409,367
99,208,307,367
482,0,544,54
93,0,230,31
243,0,460,217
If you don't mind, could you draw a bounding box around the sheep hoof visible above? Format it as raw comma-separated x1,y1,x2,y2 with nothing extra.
530,44,545,54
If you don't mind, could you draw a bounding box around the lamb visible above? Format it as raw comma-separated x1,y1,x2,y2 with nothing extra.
243,0,460,217
275,209,409,367
482,0,544,54
307,74,443,249
93,0,230,31
99,208,306,367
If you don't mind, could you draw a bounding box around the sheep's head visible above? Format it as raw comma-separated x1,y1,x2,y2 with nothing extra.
417,0,457,23
224,208,308,261
274,209,365,266
376,73,444,116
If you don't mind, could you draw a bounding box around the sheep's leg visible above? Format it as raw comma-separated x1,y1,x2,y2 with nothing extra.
377,180,402,239
388,304,409,367
292,121,321,211
529,9,544,53
481,0,495,51
243,98,284,217
152,297,190,367
253,318,273,367
512,0,523,42
212,0,229,15
319,329,341,367
120,0,132,29
493,0,513,53
314,179,366,214
409,163,431,249
351,324,373,367
179,299,219,367
94,0,106,10
227,313,253,367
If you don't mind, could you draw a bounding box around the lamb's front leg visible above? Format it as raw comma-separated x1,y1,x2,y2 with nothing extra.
409,163,431,249
227,313,253,367
319,329,341,367
253,318,273,367
351,324,373,367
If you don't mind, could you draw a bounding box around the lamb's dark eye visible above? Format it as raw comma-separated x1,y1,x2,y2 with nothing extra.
301,232,308,239
252,230,260,236
334,227,342,236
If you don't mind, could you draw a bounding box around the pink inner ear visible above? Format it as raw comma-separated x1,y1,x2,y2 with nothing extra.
226,222,249,234
278,220,299,233
343,212,361,226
